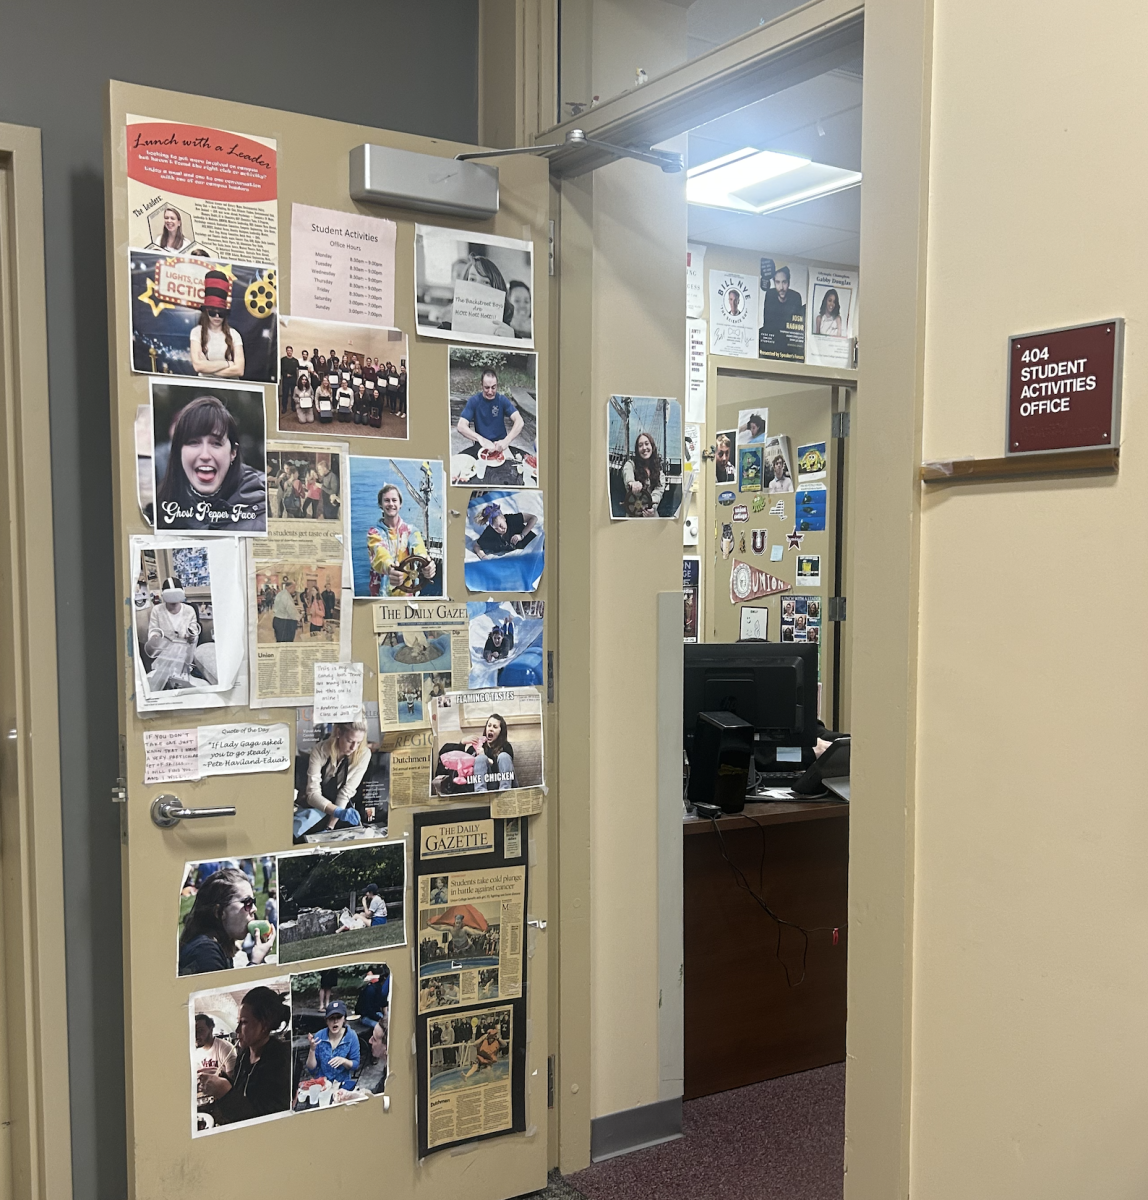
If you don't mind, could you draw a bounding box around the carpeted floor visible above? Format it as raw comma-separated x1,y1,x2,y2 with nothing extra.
525,1064,845,1200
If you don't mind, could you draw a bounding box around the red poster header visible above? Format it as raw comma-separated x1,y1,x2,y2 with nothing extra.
127,122,276,203
1007,320,1122,455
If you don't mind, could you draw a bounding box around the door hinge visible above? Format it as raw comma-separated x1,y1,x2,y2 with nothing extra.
546,650,555,704
548,219,555,276
547,1055,555,1108
827,597,847,622
111,776,127,804
831,411,850,439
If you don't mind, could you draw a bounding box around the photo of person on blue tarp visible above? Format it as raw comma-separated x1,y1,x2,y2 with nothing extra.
463,489,544,593
466,600,545,688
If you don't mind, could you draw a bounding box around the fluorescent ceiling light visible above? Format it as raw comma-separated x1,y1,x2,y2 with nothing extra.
687,146,862,215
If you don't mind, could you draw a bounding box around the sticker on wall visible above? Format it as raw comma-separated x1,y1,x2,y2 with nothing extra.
770,544,784,562
795,484,828,532
796,554,821,587
738,531,746,554
720,523,734,559
739,605,769,641
737,446,763,492
752,494,766,513
729,560,791,605
786,528,805,550
797,441,827,483
751,529,767,555
769,499,786,518
732,504,748,522
717,490,735,506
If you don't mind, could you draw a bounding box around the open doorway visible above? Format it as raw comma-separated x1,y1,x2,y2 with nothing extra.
550,14,863,1199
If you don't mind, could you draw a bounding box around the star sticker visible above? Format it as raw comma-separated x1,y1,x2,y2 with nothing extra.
786,528,804,550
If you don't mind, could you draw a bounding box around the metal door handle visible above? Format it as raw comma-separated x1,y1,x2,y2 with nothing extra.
527,918,547,931
150,794,237,828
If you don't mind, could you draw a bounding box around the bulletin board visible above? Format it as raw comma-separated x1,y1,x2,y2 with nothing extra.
105,82,551,1199
707,375,842,724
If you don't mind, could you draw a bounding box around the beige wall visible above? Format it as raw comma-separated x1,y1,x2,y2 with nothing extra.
586,158,688,1120
910,0,1148,1194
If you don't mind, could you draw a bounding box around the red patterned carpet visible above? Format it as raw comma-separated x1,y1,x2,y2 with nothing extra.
561,1064,845,1200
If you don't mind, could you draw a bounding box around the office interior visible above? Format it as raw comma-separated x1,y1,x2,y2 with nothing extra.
0,2,1144,1200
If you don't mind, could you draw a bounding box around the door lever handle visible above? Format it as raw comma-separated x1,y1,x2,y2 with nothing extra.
150,794,237,828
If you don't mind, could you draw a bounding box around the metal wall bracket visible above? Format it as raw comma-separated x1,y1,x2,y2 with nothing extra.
827,596,847,622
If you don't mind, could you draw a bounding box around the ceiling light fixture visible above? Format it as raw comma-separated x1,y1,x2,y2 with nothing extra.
687,146,861,216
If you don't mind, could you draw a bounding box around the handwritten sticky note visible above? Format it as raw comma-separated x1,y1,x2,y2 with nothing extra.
143,729,199,784
313,661,364,721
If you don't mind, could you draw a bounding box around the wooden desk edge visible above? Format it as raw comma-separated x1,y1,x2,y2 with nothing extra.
683,800,849,835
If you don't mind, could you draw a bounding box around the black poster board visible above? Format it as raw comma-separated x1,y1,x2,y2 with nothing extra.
413,807,529,1158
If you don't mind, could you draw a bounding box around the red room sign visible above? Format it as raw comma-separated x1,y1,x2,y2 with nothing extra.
1007,320,1123,455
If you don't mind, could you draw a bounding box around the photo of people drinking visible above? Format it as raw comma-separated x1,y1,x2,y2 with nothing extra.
178,857,279,977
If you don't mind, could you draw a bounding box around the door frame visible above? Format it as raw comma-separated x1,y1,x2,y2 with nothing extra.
0,121,73,1200
504,0,929,1189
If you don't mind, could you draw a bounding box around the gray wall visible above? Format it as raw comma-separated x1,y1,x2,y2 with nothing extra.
0,4,477,1196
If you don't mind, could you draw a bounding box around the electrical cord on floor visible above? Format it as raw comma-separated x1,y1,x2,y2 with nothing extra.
709,813,847,988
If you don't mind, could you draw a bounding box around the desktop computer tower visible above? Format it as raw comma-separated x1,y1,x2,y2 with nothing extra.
687,710,753,813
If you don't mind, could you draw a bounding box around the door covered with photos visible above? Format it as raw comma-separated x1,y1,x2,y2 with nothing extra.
108,83,551,1199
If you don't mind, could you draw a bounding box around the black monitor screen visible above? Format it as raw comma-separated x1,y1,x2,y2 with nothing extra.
683,641,819,762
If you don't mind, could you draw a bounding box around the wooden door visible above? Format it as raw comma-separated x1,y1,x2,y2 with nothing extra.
105,81,551,1200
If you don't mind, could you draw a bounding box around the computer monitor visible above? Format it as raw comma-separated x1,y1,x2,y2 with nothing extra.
683,641,820,768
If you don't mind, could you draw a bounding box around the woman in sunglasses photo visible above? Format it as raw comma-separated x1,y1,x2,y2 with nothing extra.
178,867,276,976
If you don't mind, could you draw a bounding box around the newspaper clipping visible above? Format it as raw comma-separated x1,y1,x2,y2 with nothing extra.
425,1004,514,1151
373,601,469,731
250,440,351,706
382,728,435,807
416,865,525,1014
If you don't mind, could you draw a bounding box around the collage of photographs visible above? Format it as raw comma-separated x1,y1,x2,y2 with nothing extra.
126,113,549,1157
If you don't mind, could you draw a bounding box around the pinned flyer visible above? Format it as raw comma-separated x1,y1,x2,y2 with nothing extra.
313,662,363,721
144,722,290,784
729,559,791,605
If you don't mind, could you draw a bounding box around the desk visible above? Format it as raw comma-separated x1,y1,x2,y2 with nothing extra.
683,801,849,1099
